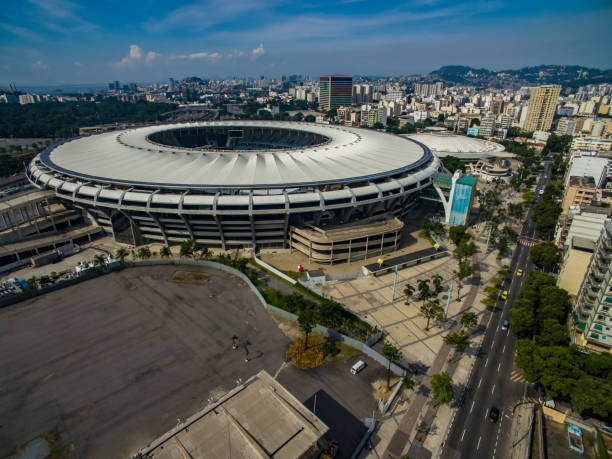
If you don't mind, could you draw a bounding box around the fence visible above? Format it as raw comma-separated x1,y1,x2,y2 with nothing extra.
252,254,297,284
0,258,405,376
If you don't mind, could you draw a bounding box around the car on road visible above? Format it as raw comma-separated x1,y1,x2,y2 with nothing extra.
501,290,508,300
488,407,500,423
516,269,523,277
351,360,366,374
502,320,509,330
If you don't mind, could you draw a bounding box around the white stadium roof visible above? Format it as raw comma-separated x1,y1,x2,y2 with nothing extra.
40,121,431,189
405,133,511,159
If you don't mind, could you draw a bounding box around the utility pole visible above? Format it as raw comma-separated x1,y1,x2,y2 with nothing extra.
445,283,453,318
485,223,493,252
392,264,398,300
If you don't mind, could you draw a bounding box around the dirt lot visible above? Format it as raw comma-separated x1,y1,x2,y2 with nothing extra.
0,265,291,458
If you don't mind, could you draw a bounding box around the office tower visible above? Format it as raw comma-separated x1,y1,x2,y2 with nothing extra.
319,75,353,110
574,221,612,349
523,85,561,132
168,78,175,92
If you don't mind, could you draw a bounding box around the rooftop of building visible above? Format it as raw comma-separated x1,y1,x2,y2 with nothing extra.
138,370,328,459
568,176,597,187
405,132,512,159
37,121,432,189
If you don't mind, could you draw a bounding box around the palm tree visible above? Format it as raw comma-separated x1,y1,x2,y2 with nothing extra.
137,246,151,259
404,283,415,299
115,248,128,264
382,341,402,389
417,279,431,307
297,309,316,350
420,302,444,331
199,246,211,259
432,274,443,296
93,254,106,270
232,335,239,350
159,246,171,258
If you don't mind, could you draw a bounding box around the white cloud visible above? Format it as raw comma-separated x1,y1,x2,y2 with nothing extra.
227,49,245,58
31,60,48,70
252,43,265,58
73,61,82,67
145,51,160,63
116,44,159,66
169,51,222,60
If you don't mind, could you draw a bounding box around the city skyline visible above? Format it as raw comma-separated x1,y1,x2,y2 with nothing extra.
1,0,611,85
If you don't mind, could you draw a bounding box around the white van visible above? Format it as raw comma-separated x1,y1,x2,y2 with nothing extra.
351,360,366,374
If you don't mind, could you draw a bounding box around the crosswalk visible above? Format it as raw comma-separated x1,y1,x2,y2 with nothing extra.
510,368,526,383
518,238,539,247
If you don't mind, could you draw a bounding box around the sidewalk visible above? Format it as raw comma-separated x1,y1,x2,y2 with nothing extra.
381,253,482,458
362,240,512,459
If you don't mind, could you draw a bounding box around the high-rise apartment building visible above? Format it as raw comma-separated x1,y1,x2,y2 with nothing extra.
319,75,353,110
573,220,612,349
168,78,175,92
523,85,561,132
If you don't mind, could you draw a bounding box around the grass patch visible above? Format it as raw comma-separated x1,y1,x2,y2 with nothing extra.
167,270,210,285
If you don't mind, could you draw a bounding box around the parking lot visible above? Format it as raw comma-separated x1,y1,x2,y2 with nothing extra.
0,264,387,458
0,265,291,458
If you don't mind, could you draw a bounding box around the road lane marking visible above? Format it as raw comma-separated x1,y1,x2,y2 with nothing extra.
470,400,475,413
478,377,482,388
461,429,466,442
503,344,506,353
477,436,481,450
485,357,489,367
497,362,501,372
491,383,496,395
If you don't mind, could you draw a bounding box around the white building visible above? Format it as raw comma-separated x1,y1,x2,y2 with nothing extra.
566,155,609,188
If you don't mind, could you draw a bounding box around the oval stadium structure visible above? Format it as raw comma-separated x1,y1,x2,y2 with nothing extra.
27,121,441,262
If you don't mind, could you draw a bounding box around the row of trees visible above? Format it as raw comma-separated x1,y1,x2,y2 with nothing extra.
381,340,455,406
0,100,175,138
511,271,612,418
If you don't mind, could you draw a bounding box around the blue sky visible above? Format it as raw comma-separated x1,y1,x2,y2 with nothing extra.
1,0,611,86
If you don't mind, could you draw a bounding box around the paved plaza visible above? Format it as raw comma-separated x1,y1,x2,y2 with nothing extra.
320,254,491,368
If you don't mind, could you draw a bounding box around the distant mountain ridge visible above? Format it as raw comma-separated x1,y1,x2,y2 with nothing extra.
427,65,612,88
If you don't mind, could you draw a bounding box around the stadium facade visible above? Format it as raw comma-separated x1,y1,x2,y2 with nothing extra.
27,121,441,261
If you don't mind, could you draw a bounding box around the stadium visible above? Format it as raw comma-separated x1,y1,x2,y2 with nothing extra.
27,121,441,262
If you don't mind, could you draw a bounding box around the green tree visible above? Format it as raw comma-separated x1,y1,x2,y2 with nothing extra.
115,248,128,263
402,375,416,392
454,241,477,262
444,330,472,351
304,114,316,122
497,236,509,258
137,246,151,259
297,308,316,349
522,190,536,203
530,242,560,269
449,225,471,245
508,203,525,220
93,254,106,269
420,302,445,331
454,260,474,302
432,274,443,296
404,283,415,299
431,372,454,405
159,246,171,258
441,156,465,173
460,312,478,329
373,122,385,130
417,279,431,306
382,341,403,389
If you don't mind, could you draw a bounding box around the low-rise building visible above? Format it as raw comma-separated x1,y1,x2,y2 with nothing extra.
561,176,597,214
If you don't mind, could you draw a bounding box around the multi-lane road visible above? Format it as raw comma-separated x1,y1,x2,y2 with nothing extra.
442,161,552,459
